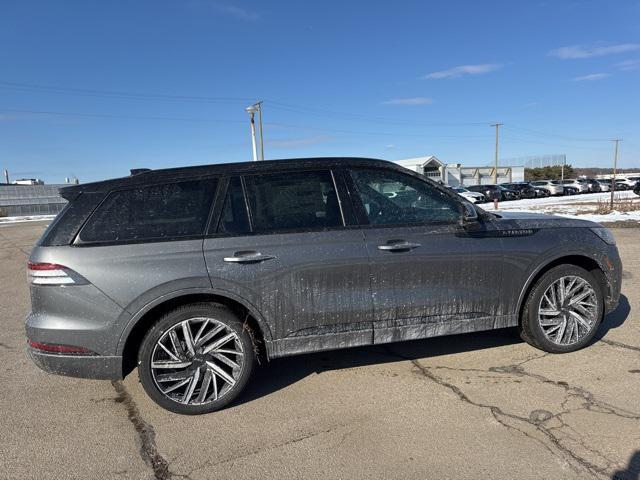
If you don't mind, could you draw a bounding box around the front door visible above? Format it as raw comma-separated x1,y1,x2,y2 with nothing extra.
202,171,373,357
344,167,507,344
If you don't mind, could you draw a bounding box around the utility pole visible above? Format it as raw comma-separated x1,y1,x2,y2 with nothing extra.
256,101,264,161
245,104,259,161
610,139,622,209
491,123,503,184
245,101,265,161
3,169,9,184
561,154,566,182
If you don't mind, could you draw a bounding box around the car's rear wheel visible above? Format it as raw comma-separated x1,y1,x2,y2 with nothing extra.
138,303,255,414
519,265,603,353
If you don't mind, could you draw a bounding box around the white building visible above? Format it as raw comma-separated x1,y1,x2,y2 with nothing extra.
393,156,524,186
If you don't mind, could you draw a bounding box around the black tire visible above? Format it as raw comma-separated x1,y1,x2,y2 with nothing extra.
138,302,255,414
519,265,603,353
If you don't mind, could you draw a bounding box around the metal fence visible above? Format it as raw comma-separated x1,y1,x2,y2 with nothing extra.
0,185,67,216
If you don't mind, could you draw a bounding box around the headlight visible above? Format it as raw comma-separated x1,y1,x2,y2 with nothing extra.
590,227,616,245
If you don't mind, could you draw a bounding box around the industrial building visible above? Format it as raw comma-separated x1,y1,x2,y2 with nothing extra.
394,156,525,186
0,184,67,217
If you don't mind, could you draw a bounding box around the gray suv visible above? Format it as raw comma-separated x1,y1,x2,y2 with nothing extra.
25,158,622,414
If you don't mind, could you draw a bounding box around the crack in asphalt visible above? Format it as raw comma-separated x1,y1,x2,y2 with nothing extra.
186,423,349,475
382,347,639,479
111,381,190,480
599,338,640,353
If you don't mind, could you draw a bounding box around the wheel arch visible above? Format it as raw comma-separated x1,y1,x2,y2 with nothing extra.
118,289,272,377
516,254,607,325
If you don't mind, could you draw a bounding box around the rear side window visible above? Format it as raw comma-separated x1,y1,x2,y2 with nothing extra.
243,170,343,232
79,179,218,243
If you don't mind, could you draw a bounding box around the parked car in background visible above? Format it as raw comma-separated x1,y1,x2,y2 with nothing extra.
498,185,520,201
450,186,486,204
582,178,602,193
24,157,623,414
560,179,589,194
533,187,550,198
633,181,640,196
531,180,564,196
466,184,504,201
614,179,630,191
562,185,580,195
500,182,536,199
616,176,640,188
597,179,612,192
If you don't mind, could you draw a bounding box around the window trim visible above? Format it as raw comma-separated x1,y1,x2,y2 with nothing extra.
344,167,464,229
73,177,221,247
205,168,350,239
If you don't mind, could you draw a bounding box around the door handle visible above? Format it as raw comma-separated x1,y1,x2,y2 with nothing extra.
223,251,275,263
377,241,421,252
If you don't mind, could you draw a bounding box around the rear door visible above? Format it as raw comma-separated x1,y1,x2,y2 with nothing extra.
202,170,373,356
344,167,507,344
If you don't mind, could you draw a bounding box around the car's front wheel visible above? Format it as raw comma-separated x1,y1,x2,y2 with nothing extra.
138,303,255,414
519,265,603,353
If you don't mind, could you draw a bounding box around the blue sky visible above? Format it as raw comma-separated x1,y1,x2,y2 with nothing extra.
1,0,639,183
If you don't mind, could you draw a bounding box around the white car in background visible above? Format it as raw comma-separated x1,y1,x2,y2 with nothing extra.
530,180,564,196
560,179,589,193
451,186,486,203
616,176,640,188
596,180,611,192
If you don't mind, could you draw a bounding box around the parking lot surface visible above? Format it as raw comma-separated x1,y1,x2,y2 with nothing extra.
1,221,638,480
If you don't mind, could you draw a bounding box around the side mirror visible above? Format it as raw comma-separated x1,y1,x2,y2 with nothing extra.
460,201,479,228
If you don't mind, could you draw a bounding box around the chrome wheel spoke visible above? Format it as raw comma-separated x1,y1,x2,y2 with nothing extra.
151,316,244,406
206,360,236,387
211,352,240,370
182,321,196,356
152,360,192,369
202,333,236,355
538,275,598,346
195,324,225,349
182,368,200,404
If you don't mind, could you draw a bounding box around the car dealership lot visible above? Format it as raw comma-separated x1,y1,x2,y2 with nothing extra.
1,221,638,480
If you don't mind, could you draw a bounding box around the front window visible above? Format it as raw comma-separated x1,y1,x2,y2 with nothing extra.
349,168,460,226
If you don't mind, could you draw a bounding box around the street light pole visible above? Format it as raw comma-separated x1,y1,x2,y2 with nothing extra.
610,139,622,209
491,123,502,184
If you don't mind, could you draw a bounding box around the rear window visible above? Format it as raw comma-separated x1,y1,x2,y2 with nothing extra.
243,170,343,232
78,179,218,243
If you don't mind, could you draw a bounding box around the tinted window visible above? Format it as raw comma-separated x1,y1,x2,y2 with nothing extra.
243,170,342,232
217,177,250,235
80,179,217,243
350,169,460,225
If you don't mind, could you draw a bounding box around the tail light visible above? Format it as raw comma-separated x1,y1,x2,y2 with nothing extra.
28,261,77,285
28,339,94,355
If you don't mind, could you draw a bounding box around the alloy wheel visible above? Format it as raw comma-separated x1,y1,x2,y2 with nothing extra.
537,275,598,345
150,317,244,405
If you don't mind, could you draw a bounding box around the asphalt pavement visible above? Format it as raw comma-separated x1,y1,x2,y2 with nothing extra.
1,221,638,480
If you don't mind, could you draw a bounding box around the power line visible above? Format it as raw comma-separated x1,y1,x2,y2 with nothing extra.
0,80,492,128
0,108,246,123
0,81,253,104
0,108,491,139
503,125,611,143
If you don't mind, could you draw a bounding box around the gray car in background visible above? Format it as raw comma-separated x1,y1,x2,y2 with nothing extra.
25,158,622,414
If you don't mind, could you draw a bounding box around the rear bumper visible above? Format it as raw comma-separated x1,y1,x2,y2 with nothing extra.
27,347,122,379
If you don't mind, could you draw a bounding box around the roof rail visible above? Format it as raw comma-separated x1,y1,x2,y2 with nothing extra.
130,168,151,176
